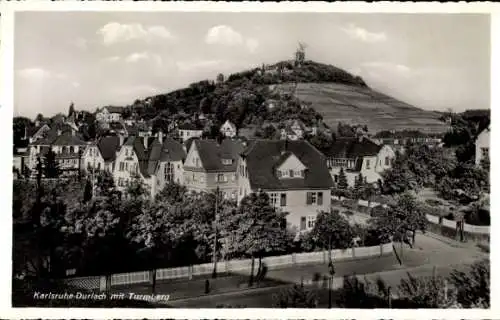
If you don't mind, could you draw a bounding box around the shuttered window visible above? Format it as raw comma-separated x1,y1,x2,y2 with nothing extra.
280,193,287,206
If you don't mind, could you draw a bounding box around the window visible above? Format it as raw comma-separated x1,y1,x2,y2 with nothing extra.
306,192,323,205
217,173,226,182
481,147,489,158
125,148,128,156
222,158,233,165
269,193,278,206
97,163,101,170
280,193,287,207
195,158,200,167
232,173,236,182
119,162,124,171
289,170,294,178
307,215,316,229
366,159,371,169
300,217,306,231
385,157,390,166
69,146,74,154
334,175,338,183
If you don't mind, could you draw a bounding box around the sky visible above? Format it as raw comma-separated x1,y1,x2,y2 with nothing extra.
14,12,490,118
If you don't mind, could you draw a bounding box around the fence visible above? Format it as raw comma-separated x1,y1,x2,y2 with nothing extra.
63,242,393,290
355,199,490,235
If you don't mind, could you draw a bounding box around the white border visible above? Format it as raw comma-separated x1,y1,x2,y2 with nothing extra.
1,1,498,319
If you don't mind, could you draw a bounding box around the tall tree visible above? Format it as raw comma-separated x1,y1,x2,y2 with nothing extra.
68,102,75,118
43,149,61,179
220,192,288,286
83,179,92,203
337,168,348,190
310,209,356,259
369,192,427,245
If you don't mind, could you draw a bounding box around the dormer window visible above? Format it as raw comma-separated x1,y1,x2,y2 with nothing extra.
277,169,304,179
222,158,233,165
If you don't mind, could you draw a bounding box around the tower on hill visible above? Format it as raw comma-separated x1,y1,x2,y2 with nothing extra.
295,42,306,67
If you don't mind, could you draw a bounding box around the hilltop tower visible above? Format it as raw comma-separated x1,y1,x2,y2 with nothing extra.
295,42,306,67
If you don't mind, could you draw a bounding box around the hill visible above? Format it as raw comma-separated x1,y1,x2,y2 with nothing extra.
126,60,448,134
270,82,449,134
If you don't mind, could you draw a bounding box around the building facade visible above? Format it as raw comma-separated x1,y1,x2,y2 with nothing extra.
183,139,244,200
324,137,395,187
238,140,333,232
475,126,490,166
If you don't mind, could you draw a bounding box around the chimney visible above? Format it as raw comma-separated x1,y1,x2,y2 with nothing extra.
281,138,288,155
57,129,62,136
158,131,164,144
71,129,76,136
143,136,149,150
118,134,125,146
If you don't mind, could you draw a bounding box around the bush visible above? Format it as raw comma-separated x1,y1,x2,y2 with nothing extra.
425,199,443,207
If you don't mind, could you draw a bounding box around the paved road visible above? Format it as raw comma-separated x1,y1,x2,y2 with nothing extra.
166,263,469,308
111,219,487,308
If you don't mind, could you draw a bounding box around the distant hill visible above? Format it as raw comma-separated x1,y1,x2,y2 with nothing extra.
270,82,450,134
124,60,448,134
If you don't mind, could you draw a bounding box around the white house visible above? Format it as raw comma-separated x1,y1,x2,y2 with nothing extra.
28,129,87,177
220,120,237,138
177,123,203,142
324,136,395,187
113,133,186,198
96,106,125,123
237,140,333,232
475,126,490,166
83,135,122,172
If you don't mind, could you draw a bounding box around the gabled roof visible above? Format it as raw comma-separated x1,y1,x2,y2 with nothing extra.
241,139,333,190
323,137,382,158
101,106,124,114
51,132,86,146
222,120,237,130
178,122,203,131
190,139,244,172
123,135,186,178
97,135,121,162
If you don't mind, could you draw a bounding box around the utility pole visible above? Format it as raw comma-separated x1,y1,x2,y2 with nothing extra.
328,258,335,308
212,186,220,278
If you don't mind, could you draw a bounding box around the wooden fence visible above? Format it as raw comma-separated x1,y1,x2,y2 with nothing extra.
64,242,394,290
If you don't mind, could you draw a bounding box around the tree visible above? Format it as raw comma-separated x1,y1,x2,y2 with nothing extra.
126,174,148,200
43,149,61,178
68,102,75,117
83,179,92,203
381,153,419,195
155,182,188,204
449,259,489,308
95,170,117,197
310,209,356,259
370,192,427,245
398,272,458,308
220,192,288,286
216,73,225,84
337,168,348,190
273,283,318,308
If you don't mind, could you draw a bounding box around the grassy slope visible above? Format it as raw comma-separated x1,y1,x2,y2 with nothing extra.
272,82,449,134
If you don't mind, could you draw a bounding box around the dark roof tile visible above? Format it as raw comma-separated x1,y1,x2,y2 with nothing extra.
242,139,333,190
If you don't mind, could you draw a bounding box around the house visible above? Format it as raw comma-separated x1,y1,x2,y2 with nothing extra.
475,126,490,166
28,129,87,176
237,140,333,232
113,133,186,198
177,123,204,142
290,120,305,138
147,132,186,193
83,135,122,172
28,124,51,144
280,126,300,141
96,106,125,123
323,136,396,187
13,145,29,178
183,139,245,200
220,120,237,138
